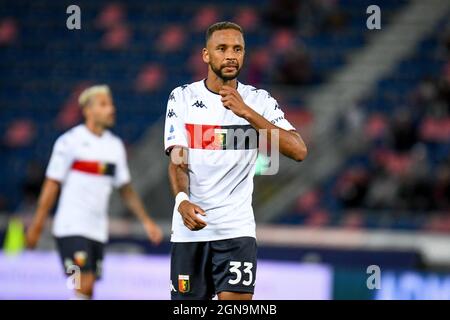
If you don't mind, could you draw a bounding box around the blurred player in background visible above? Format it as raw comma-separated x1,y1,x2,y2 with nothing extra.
165,22,307,300
26,85,163,300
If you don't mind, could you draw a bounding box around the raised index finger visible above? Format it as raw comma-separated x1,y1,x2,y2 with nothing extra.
219,87,231,96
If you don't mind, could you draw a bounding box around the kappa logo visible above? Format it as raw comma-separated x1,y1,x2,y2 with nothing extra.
170,280,177,292
167,109,177,118
178,275,190,293
192,100,207,109
168,92,176,102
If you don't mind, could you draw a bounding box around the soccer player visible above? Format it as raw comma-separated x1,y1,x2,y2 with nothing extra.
26,85,163,300
164,22,307,300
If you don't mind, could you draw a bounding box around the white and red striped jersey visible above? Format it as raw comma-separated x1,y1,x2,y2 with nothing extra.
164,79,295,242
46,124,130,243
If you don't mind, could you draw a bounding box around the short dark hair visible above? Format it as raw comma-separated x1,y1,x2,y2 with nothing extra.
205,21,244,45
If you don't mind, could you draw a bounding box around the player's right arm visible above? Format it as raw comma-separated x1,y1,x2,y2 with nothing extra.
26,178,60,249
168,147,207,231
164,87,206,231
27,134,73,248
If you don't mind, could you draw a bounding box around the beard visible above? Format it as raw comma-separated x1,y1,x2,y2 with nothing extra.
210,62,241,81
102,116,115,129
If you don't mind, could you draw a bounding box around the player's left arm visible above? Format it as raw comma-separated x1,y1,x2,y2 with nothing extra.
115,140,162,244
119,183,163,245
219,85,307,162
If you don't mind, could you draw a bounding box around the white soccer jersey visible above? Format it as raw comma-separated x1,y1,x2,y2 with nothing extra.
46,124,130,243
164,79,295,242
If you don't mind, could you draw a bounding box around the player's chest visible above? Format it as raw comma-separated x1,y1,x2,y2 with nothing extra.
183,93,262,151
72,138,119,163
184,93,256,125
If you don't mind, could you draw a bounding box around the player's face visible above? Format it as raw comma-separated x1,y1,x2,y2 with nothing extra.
86,92,116,128
203,29,245,81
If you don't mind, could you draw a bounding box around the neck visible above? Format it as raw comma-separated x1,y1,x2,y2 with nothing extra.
85,121,104,137
205,72,237,94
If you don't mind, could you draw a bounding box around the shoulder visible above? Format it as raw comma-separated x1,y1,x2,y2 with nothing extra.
54,125,82,147
238,82,274,101
105,130,125,149
169,81,200,99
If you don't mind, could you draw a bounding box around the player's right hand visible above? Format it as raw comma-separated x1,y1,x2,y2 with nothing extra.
25,224,42,249
178,200,207,231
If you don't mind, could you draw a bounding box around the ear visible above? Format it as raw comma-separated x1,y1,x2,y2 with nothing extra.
202,47,209,64
82,105,90,118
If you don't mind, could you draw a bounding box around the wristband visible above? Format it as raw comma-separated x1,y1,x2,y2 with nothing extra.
175,192,190,213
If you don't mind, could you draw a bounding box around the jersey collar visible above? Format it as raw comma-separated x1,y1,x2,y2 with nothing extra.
203,78,240,95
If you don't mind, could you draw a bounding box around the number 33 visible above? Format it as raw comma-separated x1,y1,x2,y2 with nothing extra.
228,261,254,286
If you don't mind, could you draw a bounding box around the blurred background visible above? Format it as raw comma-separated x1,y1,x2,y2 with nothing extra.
1,0,450,299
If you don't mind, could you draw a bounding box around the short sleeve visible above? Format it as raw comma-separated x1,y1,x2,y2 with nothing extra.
113,140,131,188
261,91,296,131
45,135,73,182
164,87,188,155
